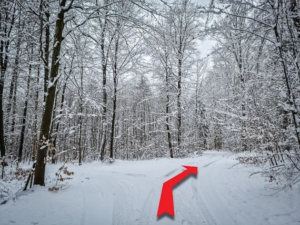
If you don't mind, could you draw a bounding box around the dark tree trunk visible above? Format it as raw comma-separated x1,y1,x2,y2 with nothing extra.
53,56,72,147
32,65,40,161
0,79,5,157
53,79,68,147
177,53,182,151
109,31,119,159
99,0,109,161
0,2,15,156
6,19,22,154
78,105,83,165
40,0,50,103
237,41,247,152
78,66,84,165
34,0,68,185
165,62,173,158
272,2,300,148
50,88,60,143
10,71,18,155
166,97,173,158
18,55,32,162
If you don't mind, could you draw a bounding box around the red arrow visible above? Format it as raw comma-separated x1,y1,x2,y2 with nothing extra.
157,165,198,217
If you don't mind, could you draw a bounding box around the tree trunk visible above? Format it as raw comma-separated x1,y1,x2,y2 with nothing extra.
0,2,16,156
272,3,300,148
53,79,68,147
109,30,119,160
41,0,50,103
0,76,5,157
99,0,109,161
237,41,247,152
32,65,40,161
18,54,32,162
78,66,83,165
165,63,173,158
34,0,67,185
6,19,22,153
177,51,182,151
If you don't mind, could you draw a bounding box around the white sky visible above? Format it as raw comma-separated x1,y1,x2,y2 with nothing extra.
192,0,216,57
197,39,216,57
191,0,211,5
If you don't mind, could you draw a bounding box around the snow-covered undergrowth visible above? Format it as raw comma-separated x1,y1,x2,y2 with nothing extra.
0,159,33,205
235,150,300,191
0,151,299,225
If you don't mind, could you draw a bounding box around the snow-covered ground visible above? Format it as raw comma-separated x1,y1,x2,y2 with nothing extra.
0,151,299,225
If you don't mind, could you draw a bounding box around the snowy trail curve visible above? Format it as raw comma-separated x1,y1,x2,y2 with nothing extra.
0,151,299,225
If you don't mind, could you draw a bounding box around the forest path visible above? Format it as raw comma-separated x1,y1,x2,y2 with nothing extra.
0,151,299,225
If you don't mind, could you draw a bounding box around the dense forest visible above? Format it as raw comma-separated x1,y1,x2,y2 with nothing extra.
0,0,299,188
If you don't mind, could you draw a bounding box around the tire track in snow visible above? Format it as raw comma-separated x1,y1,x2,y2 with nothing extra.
203,159,221,168
198,153,252,225
80,176,114,225
138,184,161,224
191,178,217,225
112,174,157,225
172,179,203,224
112,179,137,225
164,168,178,177
80,186,86,225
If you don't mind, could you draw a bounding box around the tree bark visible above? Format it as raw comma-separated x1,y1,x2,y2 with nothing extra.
165,56,173,158
177,49,182,151
99,0,109,161
78,66,83,165
166,85,173,158
18,53,32,162
272,2,300,148
39,0,50,103
0,1,15,156
32,65,40,161
109,28,119,160
34,0,68,185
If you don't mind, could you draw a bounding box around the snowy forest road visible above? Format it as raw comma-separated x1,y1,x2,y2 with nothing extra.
0,151,299,225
